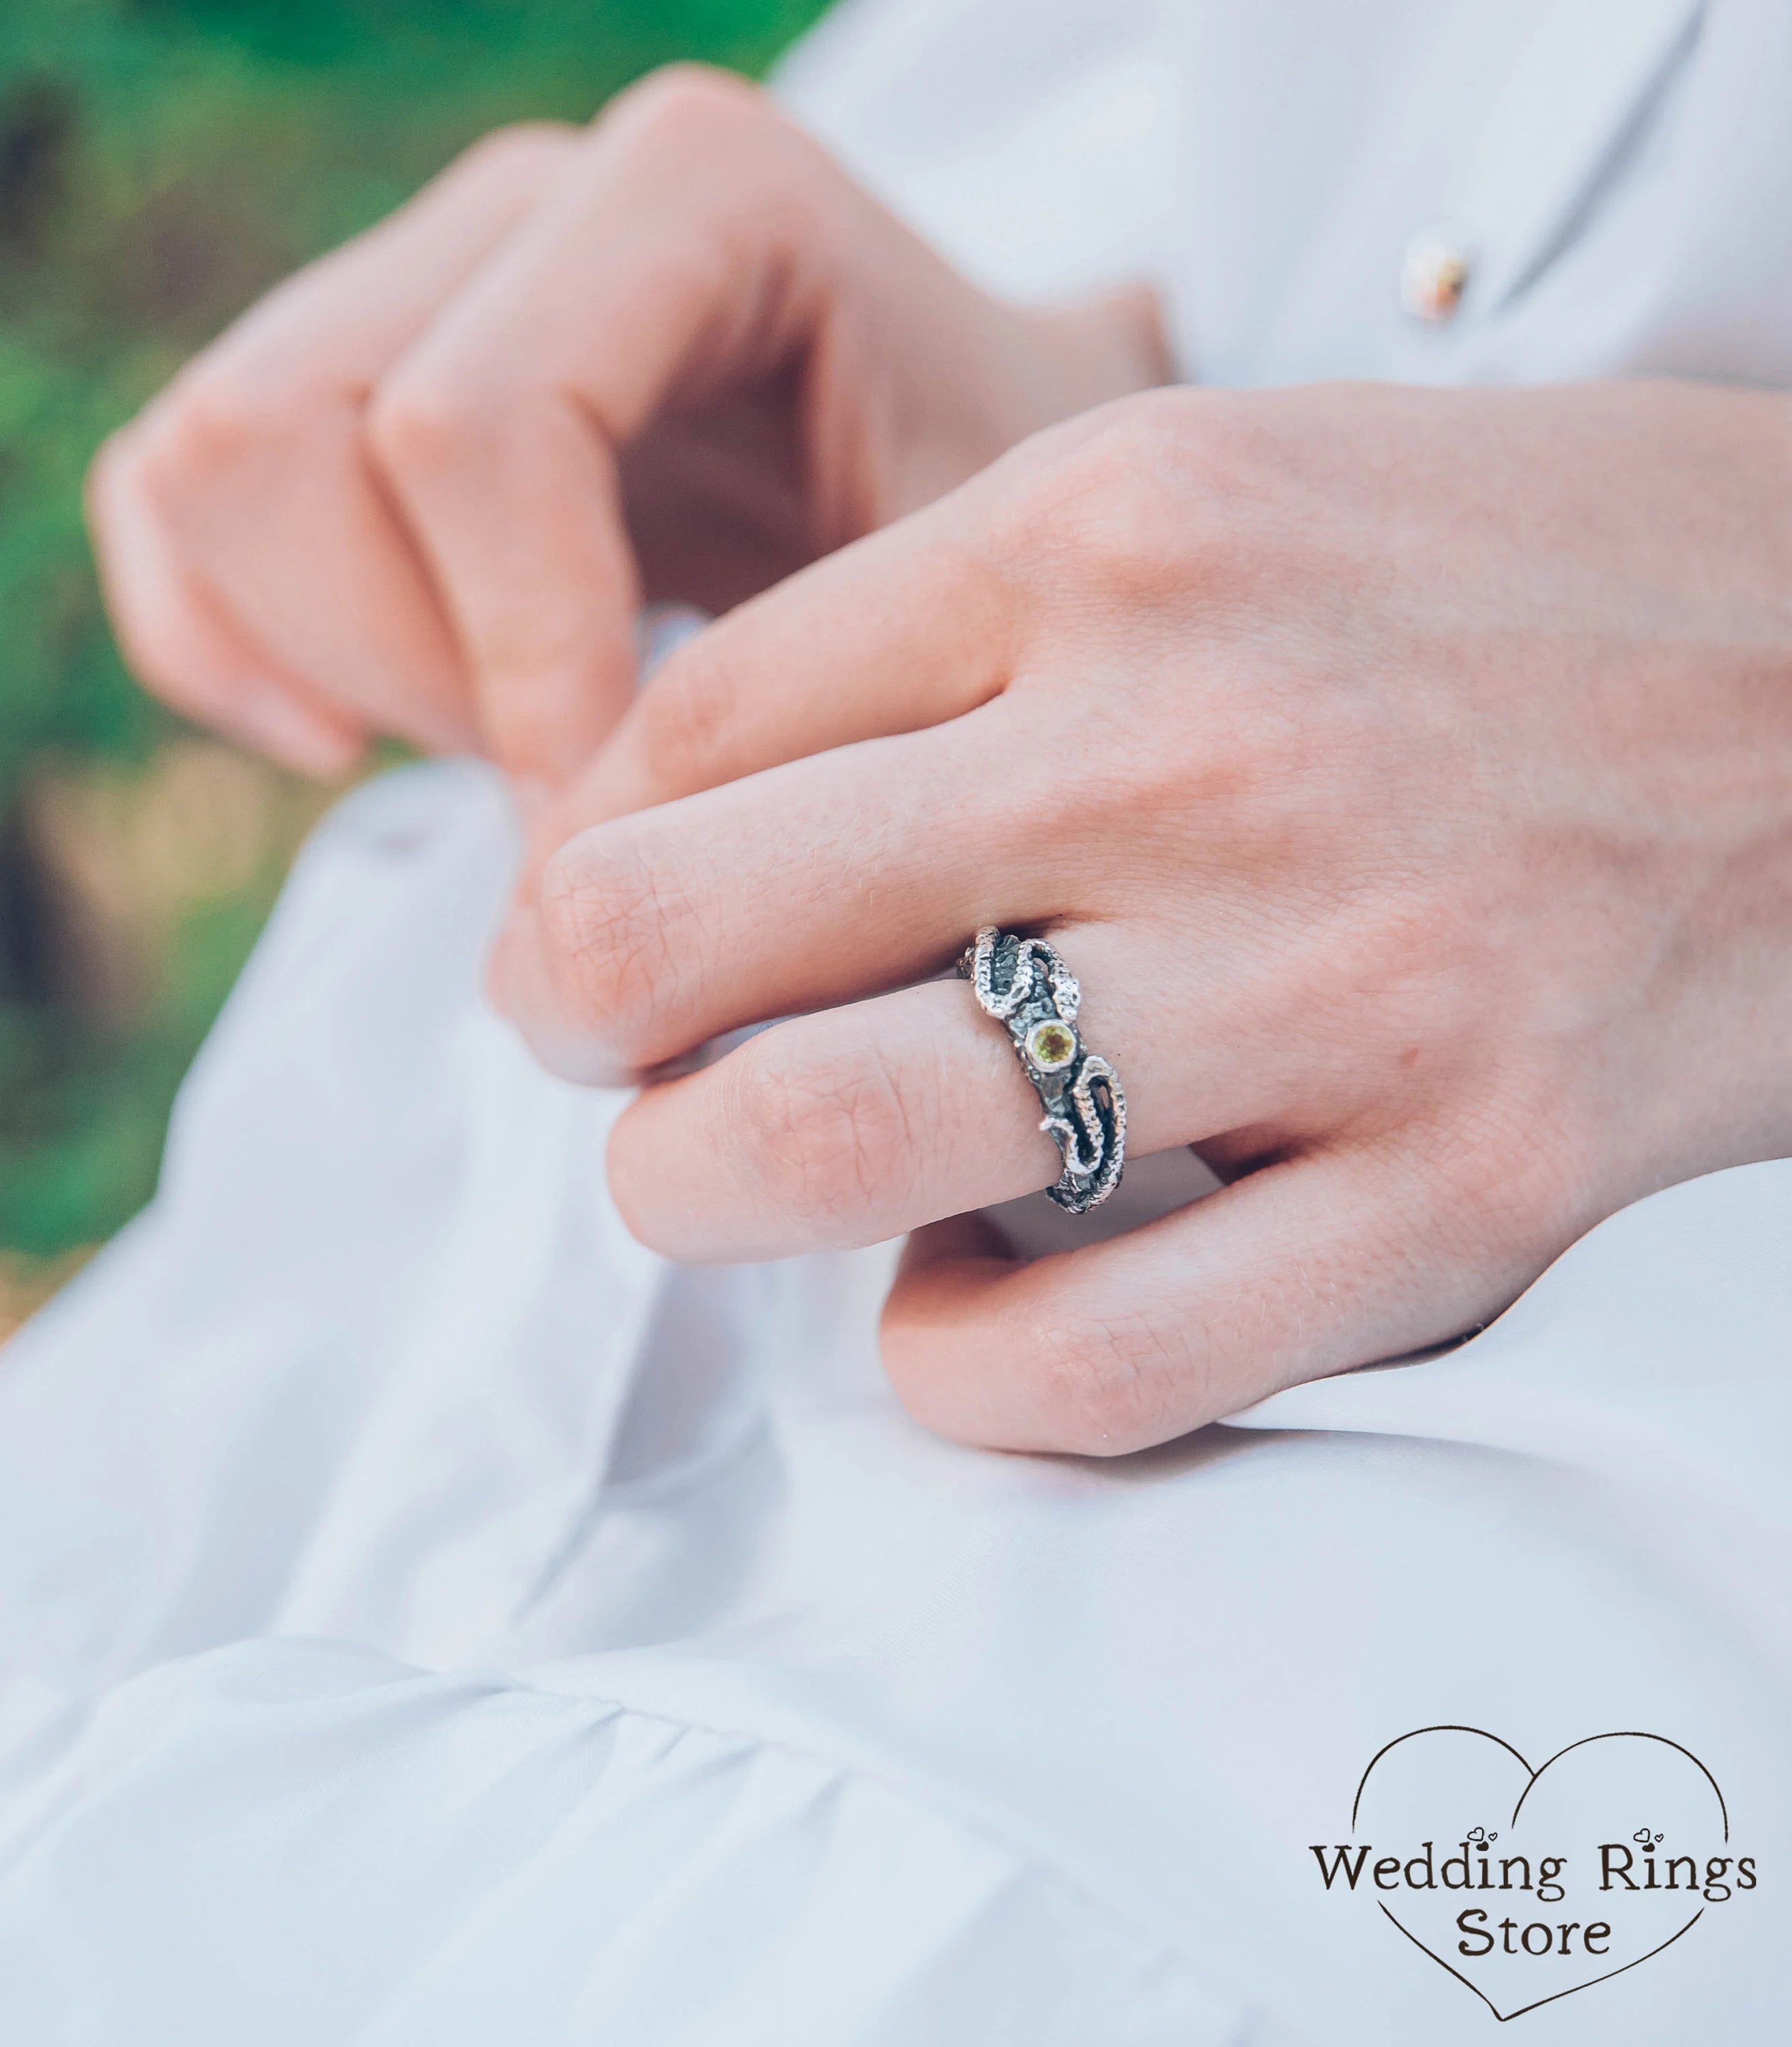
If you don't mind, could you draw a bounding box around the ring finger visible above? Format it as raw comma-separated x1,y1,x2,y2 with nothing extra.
605,923,1310,1261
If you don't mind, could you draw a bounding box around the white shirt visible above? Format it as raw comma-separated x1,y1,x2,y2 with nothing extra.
2,6,1789,2042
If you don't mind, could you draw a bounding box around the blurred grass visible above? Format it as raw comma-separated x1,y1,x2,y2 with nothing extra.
0,0,827,1323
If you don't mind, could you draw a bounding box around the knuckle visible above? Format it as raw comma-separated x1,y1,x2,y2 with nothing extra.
1031,1303,1186,1455
364,371,486,480
536,837,691,1063
1012,389,1275,603
1125,384,1275,502
149,371,282,480
607,62,769,149
727,1035,915,1232
599,66,811,222
1086,384,1202,473
1013,398,1202,594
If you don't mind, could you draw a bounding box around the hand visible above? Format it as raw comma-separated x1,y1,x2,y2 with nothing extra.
492,379,1792,1453
85,66,1166,786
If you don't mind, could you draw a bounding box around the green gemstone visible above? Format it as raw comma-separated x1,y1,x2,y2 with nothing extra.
1026,1019,1077,1071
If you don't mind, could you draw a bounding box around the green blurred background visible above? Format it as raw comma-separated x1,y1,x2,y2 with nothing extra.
0,0,826,1331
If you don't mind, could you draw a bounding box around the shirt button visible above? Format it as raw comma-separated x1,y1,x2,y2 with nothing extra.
1401,231,1471,323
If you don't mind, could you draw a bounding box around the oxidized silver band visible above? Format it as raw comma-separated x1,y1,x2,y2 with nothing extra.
958,926,1126,1215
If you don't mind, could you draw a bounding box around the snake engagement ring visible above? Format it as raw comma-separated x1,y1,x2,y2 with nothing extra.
958,927,1127,1215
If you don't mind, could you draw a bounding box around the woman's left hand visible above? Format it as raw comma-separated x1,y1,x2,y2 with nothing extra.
491,379,1792,1453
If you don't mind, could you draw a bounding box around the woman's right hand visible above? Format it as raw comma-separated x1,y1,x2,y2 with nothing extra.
86,64,1168,789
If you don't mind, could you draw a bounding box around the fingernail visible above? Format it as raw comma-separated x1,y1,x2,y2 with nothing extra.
238,682,362,778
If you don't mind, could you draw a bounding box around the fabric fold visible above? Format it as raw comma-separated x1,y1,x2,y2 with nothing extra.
0,1640,1260,2047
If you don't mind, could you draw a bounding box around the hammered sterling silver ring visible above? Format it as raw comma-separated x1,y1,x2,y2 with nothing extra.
958,926,1127,1215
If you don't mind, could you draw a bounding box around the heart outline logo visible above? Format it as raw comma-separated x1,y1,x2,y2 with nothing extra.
1344,1725,1733,2022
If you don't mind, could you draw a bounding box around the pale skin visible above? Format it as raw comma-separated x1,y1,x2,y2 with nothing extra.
88,68,1792,1454
87,67,1164,786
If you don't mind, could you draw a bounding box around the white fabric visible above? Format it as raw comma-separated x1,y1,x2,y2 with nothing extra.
5,4,1792,2041
783,0,1792,385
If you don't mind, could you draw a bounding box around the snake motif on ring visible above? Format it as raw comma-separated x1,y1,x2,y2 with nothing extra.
959,927,1126,1215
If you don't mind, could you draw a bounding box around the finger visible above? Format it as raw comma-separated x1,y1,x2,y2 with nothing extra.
881,1143,1520,1455
86,434,366,776
604,953,1299,1262
136,124,578,759
492,711,1050,1081
365,69,847,785
549,515,1013,830
134,396,478,757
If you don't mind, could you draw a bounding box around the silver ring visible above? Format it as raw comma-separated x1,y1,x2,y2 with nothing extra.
958,926,1127,1215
